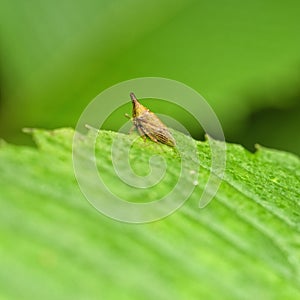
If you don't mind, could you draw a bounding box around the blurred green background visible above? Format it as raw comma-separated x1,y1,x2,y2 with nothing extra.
1,0,300,155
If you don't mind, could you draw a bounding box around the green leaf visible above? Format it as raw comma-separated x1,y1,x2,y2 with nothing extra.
0,128,299,299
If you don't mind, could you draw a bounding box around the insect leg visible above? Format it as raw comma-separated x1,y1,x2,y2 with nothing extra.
136,125,147,141
129,125,135,134
146,133,159,143
141,127,159,143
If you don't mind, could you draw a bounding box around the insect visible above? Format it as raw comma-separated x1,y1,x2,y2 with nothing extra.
126,92,176,147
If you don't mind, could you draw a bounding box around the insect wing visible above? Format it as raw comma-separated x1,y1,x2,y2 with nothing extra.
136,112,176,146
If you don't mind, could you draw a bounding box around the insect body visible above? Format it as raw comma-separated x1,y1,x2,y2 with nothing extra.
127,92,176,147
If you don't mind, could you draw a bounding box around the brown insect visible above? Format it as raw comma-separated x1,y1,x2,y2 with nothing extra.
126,92,176,147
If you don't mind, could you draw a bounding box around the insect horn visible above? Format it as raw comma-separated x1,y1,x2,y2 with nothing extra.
130,92,148,117
130,92,138,103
